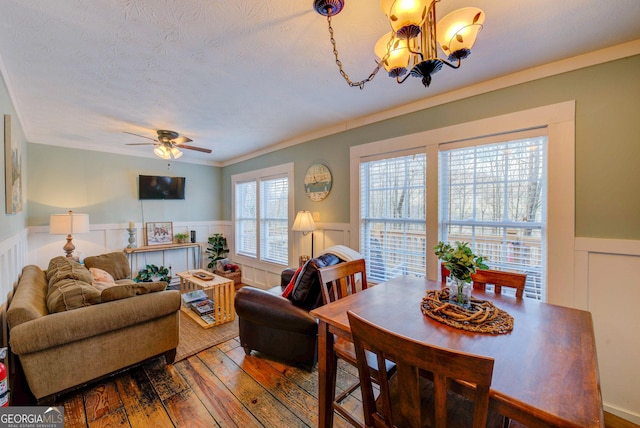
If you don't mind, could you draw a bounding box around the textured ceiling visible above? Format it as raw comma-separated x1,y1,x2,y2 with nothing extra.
0,0,639,165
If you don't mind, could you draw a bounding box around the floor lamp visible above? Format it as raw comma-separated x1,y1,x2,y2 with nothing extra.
50,210,90,260
292,210,317,263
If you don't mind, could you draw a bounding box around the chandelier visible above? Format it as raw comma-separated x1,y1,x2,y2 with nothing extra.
313,0,484,89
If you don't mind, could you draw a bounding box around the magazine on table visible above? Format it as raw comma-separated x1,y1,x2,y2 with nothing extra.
191,299,216,316
181,289,207,306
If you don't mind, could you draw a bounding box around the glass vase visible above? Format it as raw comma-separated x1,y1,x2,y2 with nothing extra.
448,277,472,308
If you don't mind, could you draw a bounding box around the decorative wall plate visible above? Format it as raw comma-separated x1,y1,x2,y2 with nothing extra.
304,163,332,201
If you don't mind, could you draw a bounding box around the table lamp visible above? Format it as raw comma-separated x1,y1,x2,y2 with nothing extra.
49,210,90,259
292,210,317,260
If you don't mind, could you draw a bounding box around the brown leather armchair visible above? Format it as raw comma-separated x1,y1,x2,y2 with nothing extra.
234,253,341,369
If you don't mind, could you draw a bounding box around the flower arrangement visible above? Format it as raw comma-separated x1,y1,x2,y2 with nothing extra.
434,241,488,282
434,241,488,307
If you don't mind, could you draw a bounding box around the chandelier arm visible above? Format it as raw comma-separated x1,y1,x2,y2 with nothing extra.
326,10,386,90
396,73,413,84
440,58,462,69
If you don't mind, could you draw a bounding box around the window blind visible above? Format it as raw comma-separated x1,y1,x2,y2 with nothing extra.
260,176,289,265
360,152,427,282
439,136,547,300
235,180,257,257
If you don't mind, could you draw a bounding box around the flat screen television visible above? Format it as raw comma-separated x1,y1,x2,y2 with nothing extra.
138,175,185,200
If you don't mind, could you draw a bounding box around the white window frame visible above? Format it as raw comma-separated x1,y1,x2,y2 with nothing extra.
350,101,575,306
232,163,294,271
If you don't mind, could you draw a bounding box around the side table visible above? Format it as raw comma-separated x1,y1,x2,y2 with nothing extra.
177,270,235,329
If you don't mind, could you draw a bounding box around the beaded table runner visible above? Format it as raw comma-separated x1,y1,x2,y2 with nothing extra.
421,289,514,334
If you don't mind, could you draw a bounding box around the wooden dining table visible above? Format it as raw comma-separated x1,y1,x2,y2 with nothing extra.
310,275,604,428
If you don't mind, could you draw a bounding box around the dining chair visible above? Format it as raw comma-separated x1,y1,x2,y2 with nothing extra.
347,310,505,428
441,264,527,299
472,269,527,299
318,259,394,427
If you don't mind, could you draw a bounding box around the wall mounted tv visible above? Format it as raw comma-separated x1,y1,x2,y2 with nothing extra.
138,175,185,200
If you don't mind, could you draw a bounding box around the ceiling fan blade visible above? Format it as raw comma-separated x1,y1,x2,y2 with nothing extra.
172,136,192,144
125,142,157,146
180,144,212,154
123,131,157,142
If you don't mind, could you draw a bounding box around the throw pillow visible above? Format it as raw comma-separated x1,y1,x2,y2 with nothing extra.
100,281,167,303
46,278,102,313
282,265,303,299
289,253,341,311
90,267,115,284
46,256,93,288
83,252,131,281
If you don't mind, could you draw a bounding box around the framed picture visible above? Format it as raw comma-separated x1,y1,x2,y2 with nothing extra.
145,222,173,246
4,115,23,214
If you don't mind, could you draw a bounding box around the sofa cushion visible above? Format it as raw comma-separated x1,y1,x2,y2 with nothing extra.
84,252,131,281
46,256,93,287
101,281,167,303
289,253,341,311
47,278,102,313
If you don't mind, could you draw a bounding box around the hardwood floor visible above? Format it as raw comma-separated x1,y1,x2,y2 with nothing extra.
14,335,638,427
52,337,362,427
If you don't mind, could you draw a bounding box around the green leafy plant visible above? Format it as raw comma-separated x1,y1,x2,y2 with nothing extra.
206,233,229,269
434,241,489,283
174,233,189,243
135,264,170,283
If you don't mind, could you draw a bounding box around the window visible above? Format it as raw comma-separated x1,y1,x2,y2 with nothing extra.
351,101,575,304
439,136,547,299
233,163,293,267
360,152,426,282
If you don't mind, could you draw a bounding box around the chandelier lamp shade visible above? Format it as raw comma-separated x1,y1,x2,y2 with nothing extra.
49,210,90,259
313,0,484,89
292,210,317,258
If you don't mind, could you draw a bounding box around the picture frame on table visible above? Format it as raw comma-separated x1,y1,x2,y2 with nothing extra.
145,222,173,246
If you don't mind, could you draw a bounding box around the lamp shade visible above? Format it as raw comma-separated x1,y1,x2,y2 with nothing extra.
154,145,171,160
375,32,410,76
170,146,183,159
291,211,317,233
436,7,484,60
380,0,431,36
49,211,90,235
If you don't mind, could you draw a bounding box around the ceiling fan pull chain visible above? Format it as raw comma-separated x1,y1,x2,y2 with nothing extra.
326,11,385,90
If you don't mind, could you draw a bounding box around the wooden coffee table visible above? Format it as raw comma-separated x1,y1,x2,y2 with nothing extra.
177,270,235,329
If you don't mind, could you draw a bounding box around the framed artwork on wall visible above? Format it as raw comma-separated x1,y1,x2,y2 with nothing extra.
145,222,173,246
4,114,23,214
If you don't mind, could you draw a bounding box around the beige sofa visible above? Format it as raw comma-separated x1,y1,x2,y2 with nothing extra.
7,252,180,404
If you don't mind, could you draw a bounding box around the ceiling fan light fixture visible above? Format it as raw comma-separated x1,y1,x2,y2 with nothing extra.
170,146,183,159
154,145,171,160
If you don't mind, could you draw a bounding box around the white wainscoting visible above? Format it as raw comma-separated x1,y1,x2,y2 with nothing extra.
27,221,232,279
235,222,351,290
0,228,29,301
575,237,640,425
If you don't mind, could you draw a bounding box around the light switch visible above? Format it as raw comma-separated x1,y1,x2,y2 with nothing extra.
312,212,320,222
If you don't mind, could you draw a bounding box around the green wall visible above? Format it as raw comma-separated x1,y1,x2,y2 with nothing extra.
27,144,222,226
222,54,640,240
0,71,27,240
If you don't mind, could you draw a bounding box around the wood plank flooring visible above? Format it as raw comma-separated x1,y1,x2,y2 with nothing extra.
53,336,363,427
17,335,638,428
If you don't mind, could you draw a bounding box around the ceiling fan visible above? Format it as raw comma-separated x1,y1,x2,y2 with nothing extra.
124,129,212,159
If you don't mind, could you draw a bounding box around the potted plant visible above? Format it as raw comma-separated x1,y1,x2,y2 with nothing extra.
135,264,170,283
174,232,189,244
206,233,229,269
434,241,488,307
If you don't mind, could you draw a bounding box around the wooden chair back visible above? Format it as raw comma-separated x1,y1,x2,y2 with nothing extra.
347,310,496,428
472,269,527,299
441,264,527,299
317,259,368,305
